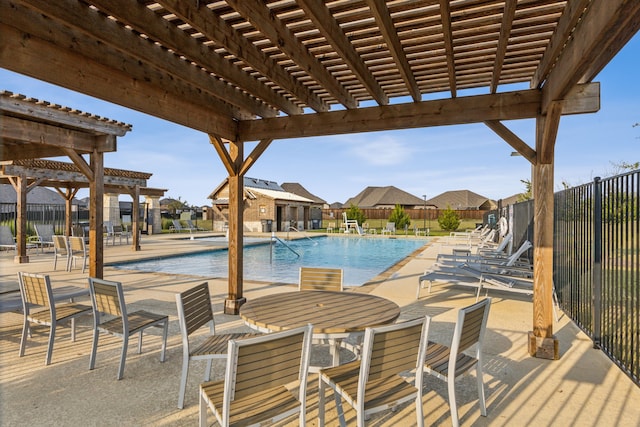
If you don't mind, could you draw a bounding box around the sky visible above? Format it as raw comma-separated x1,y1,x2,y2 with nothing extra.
1,33,638,207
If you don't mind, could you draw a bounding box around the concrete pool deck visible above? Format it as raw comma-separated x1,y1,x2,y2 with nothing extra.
1,232,639,426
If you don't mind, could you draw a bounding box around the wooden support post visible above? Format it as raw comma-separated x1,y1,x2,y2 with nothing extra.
131,185,141,251
89,148,104,278
225,141,246,314
14,175,29,263
530,110,561,360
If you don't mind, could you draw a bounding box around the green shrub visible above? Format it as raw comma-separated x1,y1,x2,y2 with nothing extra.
388,204,411,231
438,205,461,231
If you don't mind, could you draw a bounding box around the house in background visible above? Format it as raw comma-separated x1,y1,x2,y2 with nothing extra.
426,189,497,210
344,186,425,209
209,177,321,232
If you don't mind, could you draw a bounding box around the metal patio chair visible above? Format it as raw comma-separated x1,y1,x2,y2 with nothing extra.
88,277,168,379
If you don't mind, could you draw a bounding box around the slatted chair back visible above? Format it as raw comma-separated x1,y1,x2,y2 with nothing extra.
0,225,16,250
317,316,431,427
452,297,491,359
363,316,429,384
231,325,311,401
19,272,52,309
176,282,215,338
68,236,88,272
299,267,343,292
90,278,124,319
200,324,312,426
34,223,55,243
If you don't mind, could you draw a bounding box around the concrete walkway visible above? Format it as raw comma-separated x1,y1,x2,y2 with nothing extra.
1,233,638,426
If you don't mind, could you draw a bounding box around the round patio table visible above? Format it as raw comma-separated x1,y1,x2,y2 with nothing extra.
240,290,400,369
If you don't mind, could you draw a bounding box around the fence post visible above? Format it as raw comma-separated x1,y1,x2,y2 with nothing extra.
592,176,602,349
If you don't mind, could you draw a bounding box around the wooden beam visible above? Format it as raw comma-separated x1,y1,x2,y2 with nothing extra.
0,115,109,153
484,120,537,165
491,0,517,93
298,0,388,106
238,139,273,177
0,23,238,140
366,0,420,102
240,89,541,140
539,101,563,164
439,0,457,98
531,0,590,89
13,174,29,263
0,92,130,136
156,0,328,114
541,0,640,113
209,135,236,176
84,0,300,116
3,1,258,121
63,149,94,182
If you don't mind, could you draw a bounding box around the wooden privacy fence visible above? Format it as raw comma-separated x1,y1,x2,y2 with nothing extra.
322,208,485,221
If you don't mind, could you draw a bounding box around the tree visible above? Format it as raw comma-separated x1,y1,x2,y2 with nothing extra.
518,179,533,201
438,205,461,231
166,197,189,218
388,204,411,230
345,204,366,225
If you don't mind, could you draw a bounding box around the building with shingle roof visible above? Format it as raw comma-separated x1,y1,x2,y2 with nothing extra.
281,182,327,206
208,177,322,232
426,190,497,210
344,186,424,209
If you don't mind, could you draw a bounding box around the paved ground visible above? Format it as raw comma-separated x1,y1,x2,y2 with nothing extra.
1,232,639,426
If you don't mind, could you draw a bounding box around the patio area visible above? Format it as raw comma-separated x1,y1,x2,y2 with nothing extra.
1,233,638,426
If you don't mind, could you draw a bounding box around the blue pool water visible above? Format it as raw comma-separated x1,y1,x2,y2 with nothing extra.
114,236,428,286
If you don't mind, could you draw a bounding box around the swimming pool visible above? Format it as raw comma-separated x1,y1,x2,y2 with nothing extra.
114,236,428,286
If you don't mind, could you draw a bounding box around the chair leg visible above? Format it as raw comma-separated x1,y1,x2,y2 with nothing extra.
318,376,326,427
448,375,459,427
204,359,213,381
160,320,168,362
89,328,100,370
416,392,424,427
19,318,29,357
138,331,143,354
178,356,190,409
476,362,487,416
199,389,208,427
45,321,56,365
117,334,129,380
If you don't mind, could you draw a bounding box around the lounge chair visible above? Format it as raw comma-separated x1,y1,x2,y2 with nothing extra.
88,277,169,379
1,225,37,252
199,324,313,427
185,219,204,232
30,223,55,252
175,282,256,409
381,222,395,235
171,219,194,233
17,272,92,365
318,315,431,427
424,298,491,427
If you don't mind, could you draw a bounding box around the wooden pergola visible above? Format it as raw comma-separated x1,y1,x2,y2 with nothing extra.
1,0,638,359
0,92,165,277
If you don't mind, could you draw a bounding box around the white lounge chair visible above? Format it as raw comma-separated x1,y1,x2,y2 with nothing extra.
30,223,55,252
1,225,37,252
381,222,395,235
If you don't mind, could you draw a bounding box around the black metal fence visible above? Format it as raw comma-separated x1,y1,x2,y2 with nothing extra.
0,203,89,235
554,170,639,386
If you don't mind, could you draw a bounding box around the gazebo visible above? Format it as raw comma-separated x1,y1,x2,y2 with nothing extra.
1,0,638,359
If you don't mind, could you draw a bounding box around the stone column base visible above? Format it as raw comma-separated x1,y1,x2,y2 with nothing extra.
224,297,247,315
528,331,559,360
